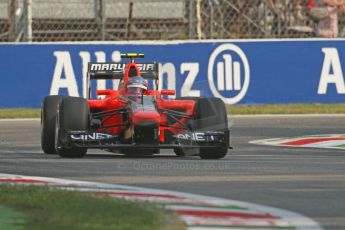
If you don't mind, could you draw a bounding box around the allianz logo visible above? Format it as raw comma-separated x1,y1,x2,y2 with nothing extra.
216,54,242,91
208,43,250,104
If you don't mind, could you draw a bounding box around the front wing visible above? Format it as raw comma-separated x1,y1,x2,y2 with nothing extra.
61,130,230,150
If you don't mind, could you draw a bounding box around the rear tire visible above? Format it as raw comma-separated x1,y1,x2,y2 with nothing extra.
56,97,89,158
41,95,64,154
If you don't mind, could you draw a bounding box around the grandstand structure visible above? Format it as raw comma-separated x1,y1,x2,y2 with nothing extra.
0,0,344,42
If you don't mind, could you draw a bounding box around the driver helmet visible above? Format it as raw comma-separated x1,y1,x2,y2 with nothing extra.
126,76,148,95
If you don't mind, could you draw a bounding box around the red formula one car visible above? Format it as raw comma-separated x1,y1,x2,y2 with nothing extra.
41,53,230,159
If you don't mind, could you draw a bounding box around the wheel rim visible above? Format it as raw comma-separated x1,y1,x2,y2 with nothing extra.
54,109,60,152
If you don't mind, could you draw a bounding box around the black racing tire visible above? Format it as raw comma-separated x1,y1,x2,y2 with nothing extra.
193,98,228,131
41,95,65,154
56,97,89,158
194,98,229,159
199,134,229,159
174,148,185,156
174,147,199,157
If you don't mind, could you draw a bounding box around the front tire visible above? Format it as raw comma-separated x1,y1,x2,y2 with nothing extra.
41,95,65,154
174,98,229,159
194,98,229,159
56,97,89,158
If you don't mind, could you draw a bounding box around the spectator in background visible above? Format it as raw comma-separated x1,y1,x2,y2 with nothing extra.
267,0,286,35
235,1,253,38
294,0,315,25
306,0,316,25
268,0,308,35
315,0,345,38
307,0,316,9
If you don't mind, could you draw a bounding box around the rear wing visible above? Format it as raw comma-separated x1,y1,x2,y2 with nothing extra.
86,62,159,99
87,62,159,80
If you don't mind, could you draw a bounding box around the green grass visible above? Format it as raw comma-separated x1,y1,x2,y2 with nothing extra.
1,104,345,118
0,206,25,230
0,186,185,230
228,104,345,115
0,109,40,119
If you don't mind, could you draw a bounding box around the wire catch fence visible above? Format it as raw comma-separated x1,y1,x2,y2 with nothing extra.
1,0,344,42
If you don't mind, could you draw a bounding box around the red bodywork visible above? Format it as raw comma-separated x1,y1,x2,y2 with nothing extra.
88,62,195,144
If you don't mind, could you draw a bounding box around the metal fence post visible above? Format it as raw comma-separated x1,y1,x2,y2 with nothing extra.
95,0,105,40
8,0,18,40
209,0,214,39
277,0,282,37
23,0,32,42
188,0,196,39
125,2,133,40
196,0,202,39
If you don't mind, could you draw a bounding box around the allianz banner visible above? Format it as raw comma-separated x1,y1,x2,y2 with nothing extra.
0,40,345,107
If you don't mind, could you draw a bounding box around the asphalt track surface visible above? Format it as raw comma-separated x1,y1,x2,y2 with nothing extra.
0,116,345,229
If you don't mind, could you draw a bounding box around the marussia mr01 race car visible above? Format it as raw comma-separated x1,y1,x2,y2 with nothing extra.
41,53,230,159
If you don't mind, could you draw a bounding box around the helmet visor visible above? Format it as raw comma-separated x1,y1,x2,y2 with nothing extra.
127,86,144,95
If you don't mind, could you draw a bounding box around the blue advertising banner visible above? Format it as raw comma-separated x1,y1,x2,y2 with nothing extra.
0,40,345,107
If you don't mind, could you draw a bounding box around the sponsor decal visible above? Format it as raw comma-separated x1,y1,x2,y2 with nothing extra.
318,48,345,95
175,132,217,142
208,44,250,104
90,63,125,72
70,132,114,141
89,63,155,72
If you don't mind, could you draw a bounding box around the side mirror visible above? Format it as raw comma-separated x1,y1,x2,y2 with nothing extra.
161,89,175,96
